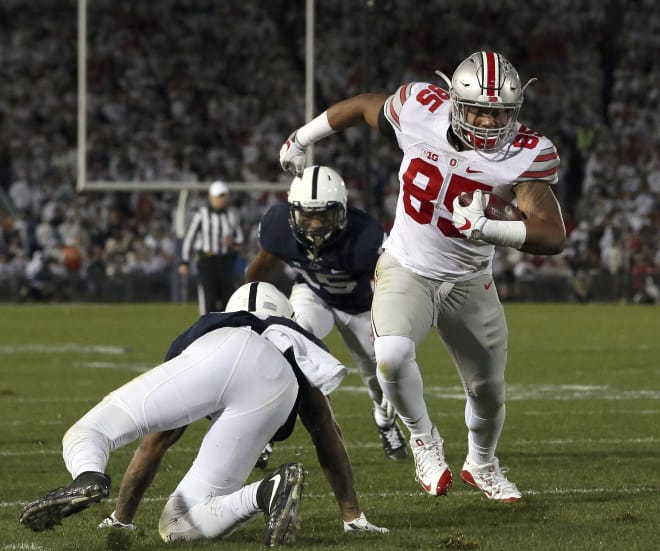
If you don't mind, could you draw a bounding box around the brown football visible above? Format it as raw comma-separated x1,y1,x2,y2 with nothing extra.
458,191,525,221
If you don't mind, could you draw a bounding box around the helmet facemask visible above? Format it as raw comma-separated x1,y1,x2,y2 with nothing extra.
287,165,348,261
289,202,346,260
450,96,521,151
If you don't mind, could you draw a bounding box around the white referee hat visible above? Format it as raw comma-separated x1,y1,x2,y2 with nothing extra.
209,181,229,196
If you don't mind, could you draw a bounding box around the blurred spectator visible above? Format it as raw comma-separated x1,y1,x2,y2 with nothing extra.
0,1,657,303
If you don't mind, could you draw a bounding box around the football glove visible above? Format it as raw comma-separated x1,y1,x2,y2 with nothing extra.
98,511,136,530
279,131,306,177
452,189,488,241
343,512,389,534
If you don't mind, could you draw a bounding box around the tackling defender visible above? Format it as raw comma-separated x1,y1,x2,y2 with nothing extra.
280,51,566,501
246,165,408,465
19,282,388,543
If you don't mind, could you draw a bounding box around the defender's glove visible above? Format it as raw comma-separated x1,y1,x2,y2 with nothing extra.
343,512,389,534
279,131,306,177
452,189,488,241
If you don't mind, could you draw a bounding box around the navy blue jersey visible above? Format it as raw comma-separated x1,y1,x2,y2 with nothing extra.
259,204,385,314
165,311,327,361
164,311,327,441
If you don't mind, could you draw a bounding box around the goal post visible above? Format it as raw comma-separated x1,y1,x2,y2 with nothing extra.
76,0,314,196
76,0,291,244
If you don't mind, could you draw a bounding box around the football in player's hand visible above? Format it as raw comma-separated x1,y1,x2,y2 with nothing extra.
458,191,525,221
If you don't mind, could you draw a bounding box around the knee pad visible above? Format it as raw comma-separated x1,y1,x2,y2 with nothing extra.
467,378,505,418
374,335,416,381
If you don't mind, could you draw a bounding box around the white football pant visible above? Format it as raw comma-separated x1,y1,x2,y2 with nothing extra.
62,327,299,540
289,282,391,422
371,252,508,464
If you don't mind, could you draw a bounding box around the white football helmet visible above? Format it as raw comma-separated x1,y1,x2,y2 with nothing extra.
288,165,348,258
436,51,535,152
225,281,294,319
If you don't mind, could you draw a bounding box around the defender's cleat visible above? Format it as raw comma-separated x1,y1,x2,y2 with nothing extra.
377,422,409,461
411,427,452,496
19,471,111,532
461,457,522,502
256,463,305,547
256,441,274,470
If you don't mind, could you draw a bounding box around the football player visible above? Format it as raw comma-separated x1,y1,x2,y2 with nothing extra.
246,165,408,466
19,282,388,543
280,51,566,502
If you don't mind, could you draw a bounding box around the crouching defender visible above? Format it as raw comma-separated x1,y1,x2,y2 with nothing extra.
19,282,387,545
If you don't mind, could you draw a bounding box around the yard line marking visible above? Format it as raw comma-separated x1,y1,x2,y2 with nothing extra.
520,409,660,416
73,361,150,372
0,344,127,355
336,384,660,400
3,436,660,457
0,419,64,426
2,397,106,404
5,384,660,403
3,486,659,509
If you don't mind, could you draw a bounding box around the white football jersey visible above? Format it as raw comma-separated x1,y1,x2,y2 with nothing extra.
382,82,559,280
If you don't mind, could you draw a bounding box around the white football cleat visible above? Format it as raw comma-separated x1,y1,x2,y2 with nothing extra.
460,457,522,502
411,426,452,496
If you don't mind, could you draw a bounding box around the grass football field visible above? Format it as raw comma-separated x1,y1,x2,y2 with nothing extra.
1,303,659,551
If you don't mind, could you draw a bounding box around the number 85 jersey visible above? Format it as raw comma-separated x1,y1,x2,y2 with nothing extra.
382,81,560,281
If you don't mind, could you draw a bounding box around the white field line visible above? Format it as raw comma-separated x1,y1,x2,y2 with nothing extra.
7,384,659,404
334,385,660,400
3,408,657,426
71,361,151,372
2,342,656,355
0,344,127,355
2,436,660,458
1,486,659,510
5,346,658,399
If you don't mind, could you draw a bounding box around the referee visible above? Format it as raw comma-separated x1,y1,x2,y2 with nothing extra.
179,181,244,314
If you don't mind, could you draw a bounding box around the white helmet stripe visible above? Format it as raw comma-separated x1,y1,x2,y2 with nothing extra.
481,51,499,96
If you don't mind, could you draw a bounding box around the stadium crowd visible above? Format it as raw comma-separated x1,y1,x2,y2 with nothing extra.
0,0,658,303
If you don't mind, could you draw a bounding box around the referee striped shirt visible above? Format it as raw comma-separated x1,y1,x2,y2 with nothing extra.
180,205,244,262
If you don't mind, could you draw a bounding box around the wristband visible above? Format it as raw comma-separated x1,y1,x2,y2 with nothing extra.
295,112,336,147
479,219,526,249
